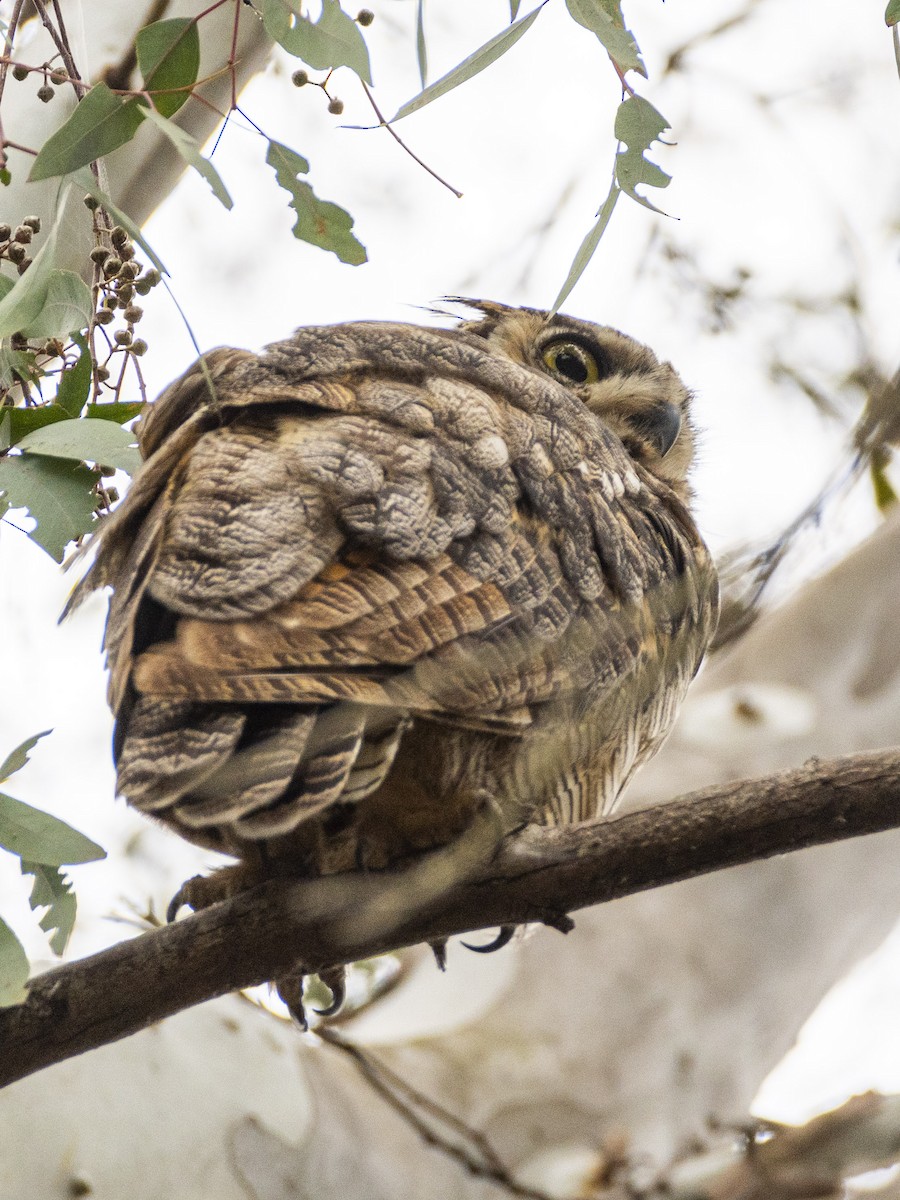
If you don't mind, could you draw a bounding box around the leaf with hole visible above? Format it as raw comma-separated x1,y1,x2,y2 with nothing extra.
141,107,232,208
29,84,144,181
0,454,97,561
267,141,366,265
22,861,77,956
392,3,545,121
137,17,200,118
614,94,672,212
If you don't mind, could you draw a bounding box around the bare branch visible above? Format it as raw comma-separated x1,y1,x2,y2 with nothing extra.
1,746,899,1090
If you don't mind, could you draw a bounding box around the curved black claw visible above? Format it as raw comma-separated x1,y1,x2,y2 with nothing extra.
276,973,308,1031
166,876,200,923
430,939,449,971
462,925,516,954
312,966,347,1018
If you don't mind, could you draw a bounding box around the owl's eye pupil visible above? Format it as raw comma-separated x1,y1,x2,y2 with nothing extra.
554,351,589,383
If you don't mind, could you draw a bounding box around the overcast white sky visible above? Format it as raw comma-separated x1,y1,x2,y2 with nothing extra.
1,0,899,1122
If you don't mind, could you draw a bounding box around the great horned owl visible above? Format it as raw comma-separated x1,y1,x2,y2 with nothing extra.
74,300,718,936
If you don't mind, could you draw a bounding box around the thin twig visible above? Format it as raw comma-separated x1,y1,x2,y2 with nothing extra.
357,79,463,199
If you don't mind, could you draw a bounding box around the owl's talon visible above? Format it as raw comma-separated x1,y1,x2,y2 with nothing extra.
312,965,347,1017
166,875,203,923
276,972,308,1030
462,925,516,954
430,939,448,971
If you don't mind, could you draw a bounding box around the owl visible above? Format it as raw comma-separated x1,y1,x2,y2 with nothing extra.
73,300,717,998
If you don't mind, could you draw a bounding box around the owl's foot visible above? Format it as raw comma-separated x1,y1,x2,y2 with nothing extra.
276,964,347,1029
166,862,263,922
461,925,516,954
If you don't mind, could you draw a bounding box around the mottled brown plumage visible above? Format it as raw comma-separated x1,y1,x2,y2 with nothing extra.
75,301,718,913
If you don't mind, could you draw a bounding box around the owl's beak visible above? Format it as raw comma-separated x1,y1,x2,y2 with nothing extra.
641,401,682,459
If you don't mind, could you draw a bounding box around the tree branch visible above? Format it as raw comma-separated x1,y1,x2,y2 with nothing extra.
1,747,899,1090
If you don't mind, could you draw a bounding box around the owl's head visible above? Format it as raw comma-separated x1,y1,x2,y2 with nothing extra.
453,300,697,502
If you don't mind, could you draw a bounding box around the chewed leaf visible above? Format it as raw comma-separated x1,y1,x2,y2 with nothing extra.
29,84,144,181
0,917,28,1007
0,732,52,785
614,94,672,212
392,4,545,121
0,791,105,865
22,861,77,956
267,141,366,265
565,0,645,76
137,17,200,118
0,454,97,561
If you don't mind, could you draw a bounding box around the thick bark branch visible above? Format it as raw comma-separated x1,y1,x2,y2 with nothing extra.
1,747,898,1090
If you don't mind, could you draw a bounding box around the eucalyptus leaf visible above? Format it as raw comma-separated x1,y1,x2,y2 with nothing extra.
416,0,428,86
887,0,900,26
18,270,92,340
0,210,60,338
267,141,366,265
0,917,28,1008
0,454,97,561
55,333,92,417
0,348,41,395
551,181,620,314
22,861,76,955
260,0,373,83
0,791,105,865
565,0,645,76
0,731,52,785
1,406,70,448
392,3,545,121
16,418,141,473
137,17,200,118
29,84,144,182
614,94,672,212
141,106,233,209
84,400,144,424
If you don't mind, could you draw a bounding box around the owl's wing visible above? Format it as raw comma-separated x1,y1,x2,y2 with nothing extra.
77,324,716,849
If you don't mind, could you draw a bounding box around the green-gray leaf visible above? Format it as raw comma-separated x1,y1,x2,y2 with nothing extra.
0,214,61,338
614,94,671,212
29,83,144,182
16,417,141,473
0,791,105,865
0,917,28,1007
141,106,233,209
267,141,367,265
0,454,97,560
416,0,428,86
55,333,92,417
551,181,620,314
0,732,52,785
84,400,144,424
18,269,92,339
565,0,645,76
887,0,900,26
22,861,76,955
392,3,545,121
137,17,201,118
0,405,70,451
260,0,373,83
0,349,41,396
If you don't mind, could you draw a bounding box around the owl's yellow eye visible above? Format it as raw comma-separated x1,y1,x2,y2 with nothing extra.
541,340,600,385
